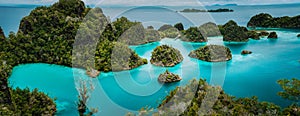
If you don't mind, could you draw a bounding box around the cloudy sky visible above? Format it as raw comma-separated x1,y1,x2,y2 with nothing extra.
0,0,299,6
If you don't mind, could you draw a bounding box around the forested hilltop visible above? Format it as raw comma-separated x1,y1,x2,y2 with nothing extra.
247,13,300,28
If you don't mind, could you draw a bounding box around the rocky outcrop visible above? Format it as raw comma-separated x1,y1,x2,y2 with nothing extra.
268,32,278,39
221,20,249,42
297,34,300,38
259,31,270,37
151,45,183,67
158,70,182,83
247,31,260,40
241,50,252,55
86,67,100,78
189,45,232,62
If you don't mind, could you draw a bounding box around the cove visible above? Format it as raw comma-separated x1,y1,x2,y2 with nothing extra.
9,30,300,115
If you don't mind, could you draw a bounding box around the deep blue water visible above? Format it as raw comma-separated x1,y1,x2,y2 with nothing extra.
3,3,300,116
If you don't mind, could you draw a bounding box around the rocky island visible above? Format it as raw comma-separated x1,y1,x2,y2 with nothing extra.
268,32,278,39
247,13,300,28
182,27,207,42
180,8,234,13
297,34,300,38
241,50,252,55
189,45,232,62
158,24,181,38
150,45,183,67
220,20,249,42
199,22,222,37
158,70,182,83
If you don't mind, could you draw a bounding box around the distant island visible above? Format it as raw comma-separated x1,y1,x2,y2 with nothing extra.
247,13,300,28
180,8,234,13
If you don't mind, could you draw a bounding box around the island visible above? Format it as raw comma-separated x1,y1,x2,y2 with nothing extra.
150,45,183,67
180,8,234,13
199,22,222,37
158,24,181,38
189,45,232,62
297,34,300,38
158,70,182,83
268,32,278,39
247,31,260,40
241,50,253,55
182,27,207,42
220,20,249,42
247,13,300,28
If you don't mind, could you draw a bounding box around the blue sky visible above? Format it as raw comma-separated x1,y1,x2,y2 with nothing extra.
0,0,299,6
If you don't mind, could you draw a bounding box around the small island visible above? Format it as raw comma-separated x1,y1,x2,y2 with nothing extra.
150,45,183,67
241,50,252,55
268,32,278,39
220,20,249,42
158,24,181,38
297,34,300,38
189,45,232,62
158,70,182,83
182,27,207,42
180,8,234,13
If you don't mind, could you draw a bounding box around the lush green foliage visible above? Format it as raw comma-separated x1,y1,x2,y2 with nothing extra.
221,20,249,42
189,45,232,62
247,30,260,40
277,78,300,102
182,27,207,42
247,13,300,28
150,45,183,67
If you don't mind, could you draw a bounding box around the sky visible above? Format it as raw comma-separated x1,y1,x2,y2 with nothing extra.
0,0,299,6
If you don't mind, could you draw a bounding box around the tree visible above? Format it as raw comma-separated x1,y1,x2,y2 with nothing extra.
277,78,300,102
174,23,184,31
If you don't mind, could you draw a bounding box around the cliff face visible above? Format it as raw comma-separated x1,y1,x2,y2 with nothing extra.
247,13,300,28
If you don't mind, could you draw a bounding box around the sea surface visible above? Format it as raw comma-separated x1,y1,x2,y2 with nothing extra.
3,3,300,116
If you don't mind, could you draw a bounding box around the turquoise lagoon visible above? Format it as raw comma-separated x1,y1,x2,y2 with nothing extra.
9,29,300,115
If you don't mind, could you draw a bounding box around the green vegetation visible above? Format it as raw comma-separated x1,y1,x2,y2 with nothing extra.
174,23,184,31
189,45,232,62
0,26,5,39
199,22,222,37
221,20,249,42
268,32,278,39
247,13,300,28
150,45,183,67
180,8,233,13
247,31,260,40
158,24,180,38
182,27,207,42
158,70,182,83
130,78,300,115
0,0,148,114
277,78,300,103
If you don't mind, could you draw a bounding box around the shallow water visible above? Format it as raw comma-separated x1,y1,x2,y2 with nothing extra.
9,29,300,115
